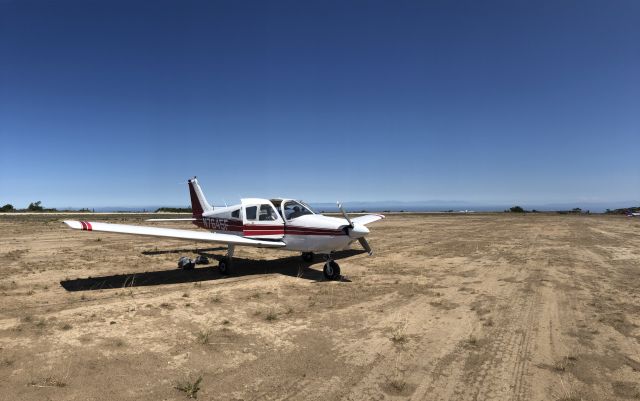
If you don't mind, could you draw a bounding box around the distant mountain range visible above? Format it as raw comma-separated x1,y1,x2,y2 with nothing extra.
50,200,639,213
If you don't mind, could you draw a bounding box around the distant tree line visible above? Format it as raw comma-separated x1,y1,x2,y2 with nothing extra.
155,207,192,213
0,201,58,212
605,206,640,215
505,206,589,214
0,201,92,213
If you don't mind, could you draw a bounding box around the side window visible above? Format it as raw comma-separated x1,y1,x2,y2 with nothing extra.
245,206,257,220
231,209,239,218
259,204,276,221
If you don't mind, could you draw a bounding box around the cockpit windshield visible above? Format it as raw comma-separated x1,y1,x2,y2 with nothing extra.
283,200,314,220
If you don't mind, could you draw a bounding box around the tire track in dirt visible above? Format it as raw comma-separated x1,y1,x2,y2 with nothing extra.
410,230,544,401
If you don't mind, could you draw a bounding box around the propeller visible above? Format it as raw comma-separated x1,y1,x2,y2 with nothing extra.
337,202,373,256
337,201,353,228
358,237,373,255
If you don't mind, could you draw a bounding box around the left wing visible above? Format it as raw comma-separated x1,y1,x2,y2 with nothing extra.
63,220,284,248
351,214,385,226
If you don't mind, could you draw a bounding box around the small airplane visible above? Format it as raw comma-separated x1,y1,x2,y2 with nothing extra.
64,177,384,280
626,211,640,217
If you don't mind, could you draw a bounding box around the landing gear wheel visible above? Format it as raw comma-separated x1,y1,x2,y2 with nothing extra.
323,261,341,281
301,252,314,262
218,258,231,275
178,256,195,270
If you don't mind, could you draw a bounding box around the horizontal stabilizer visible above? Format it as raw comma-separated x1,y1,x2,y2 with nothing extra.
63,220,285,248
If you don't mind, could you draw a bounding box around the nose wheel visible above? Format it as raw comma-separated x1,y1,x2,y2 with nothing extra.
323,260,341,280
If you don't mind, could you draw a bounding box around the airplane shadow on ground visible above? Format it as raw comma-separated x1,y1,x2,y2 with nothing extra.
60,249,364,291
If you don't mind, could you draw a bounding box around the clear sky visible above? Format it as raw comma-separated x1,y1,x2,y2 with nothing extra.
1,0,638,208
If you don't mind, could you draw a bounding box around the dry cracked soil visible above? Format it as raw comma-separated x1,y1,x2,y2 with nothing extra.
1,213,639,400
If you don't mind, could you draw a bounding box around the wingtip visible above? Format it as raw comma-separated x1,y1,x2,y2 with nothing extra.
63,220,82,229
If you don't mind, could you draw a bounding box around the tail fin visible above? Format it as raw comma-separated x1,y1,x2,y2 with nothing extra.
188,177,213,217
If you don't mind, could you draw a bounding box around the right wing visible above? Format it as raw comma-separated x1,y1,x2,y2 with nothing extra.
63,220,284,248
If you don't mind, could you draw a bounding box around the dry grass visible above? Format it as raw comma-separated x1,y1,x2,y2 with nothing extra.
264,310,278,321
175,375,202,399
195,329,212,345
553,355,578,372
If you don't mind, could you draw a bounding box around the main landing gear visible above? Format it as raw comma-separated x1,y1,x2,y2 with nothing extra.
322,256,341,281
218,244,235,276
301,252,314,262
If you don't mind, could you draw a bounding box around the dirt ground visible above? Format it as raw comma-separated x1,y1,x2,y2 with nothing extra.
1,213,639,401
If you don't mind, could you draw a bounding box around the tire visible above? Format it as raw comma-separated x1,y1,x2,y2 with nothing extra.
323,261,341,280
194,255,209,265
301,252,314,262
219,258,231,275
178,256,194,270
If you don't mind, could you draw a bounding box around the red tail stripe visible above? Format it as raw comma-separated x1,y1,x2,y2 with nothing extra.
80,221,87,230
86,222,93,231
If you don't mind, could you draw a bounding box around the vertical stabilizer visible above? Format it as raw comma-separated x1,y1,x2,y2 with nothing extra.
188,177,213,217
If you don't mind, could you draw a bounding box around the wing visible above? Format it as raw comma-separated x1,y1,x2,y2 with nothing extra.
63,220,284,248
351,214,385,225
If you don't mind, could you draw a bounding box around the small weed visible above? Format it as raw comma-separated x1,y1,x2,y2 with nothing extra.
265,311,278,321
182,293,189,298
209,295,221,303
175,375,202,399
483,317,494,327
465,334,485,348
553,355,578,372
106,338,125,347
59,323,72,331
222,319,230,325
390,329,408,345
29,376,67,388
388,376,406,392
196,329,211,345
1,357,14,367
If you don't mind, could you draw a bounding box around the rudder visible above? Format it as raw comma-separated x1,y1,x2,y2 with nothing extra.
188,177,213,217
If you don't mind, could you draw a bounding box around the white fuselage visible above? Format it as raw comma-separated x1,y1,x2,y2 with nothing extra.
193,198,369,254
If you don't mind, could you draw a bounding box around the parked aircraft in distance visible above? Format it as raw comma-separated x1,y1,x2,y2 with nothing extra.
64,177,384,280
627,211,640,217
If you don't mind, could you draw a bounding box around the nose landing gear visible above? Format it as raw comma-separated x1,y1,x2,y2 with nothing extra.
323,259,341,281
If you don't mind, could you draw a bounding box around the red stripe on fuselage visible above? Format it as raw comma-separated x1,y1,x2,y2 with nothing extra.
192,217,347,237
244,230,286,236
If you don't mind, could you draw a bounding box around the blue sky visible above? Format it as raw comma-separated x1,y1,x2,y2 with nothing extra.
1,0,638,208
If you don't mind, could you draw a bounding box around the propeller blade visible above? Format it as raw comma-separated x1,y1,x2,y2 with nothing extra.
358,237,373,256
337,201,354,228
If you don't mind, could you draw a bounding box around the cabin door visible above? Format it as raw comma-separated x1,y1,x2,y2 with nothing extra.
241,201,285,239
